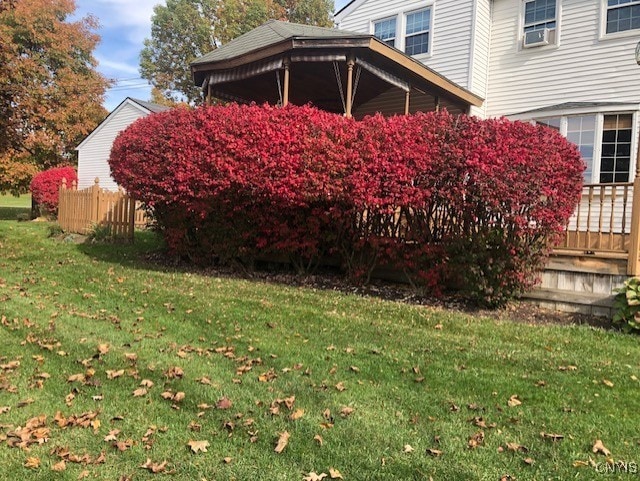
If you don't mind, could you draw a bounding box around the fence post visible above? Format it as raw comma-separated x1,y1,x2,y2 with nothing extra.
128,195,136,242
91,177,100,225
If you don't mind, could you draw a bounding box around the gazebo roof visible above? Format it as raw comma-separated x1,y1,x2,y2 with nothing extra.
190,20,483,115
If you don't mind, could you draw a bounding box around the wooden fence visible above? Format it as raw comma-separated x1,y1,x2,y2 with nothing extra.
58,178,146,241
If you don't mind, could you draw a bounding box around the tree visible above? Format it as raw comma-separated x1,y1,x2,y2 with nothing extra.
140,0,333,105
0,0,109,194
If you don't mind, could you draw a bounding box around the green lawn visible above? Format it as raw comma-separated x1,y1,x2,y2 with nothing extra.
0,220,639,480
0,194,31,220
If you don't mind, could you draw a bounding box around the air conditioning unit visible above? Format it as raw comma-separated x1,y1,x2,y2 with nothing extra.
523,28,550,48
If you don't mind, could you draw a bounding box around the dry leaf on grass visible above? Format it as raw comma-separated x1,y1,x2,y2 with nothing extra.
592,439,611,456
507,395,522,407
24,457,40,469
304,473,328,481
187,440,210,454
274,431,290,454
140,458,167,473
51,460,66,471
216,397,232,410
329,467,343,479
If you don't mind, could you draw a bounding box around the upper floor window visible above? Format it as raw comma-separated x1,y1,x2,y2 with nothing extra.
606,0,640,34
373,17,397,47
524,0,557,32
405,9,431,55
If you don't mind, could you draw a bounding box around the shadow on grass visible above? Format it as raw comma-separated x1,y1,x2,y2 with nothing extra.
0,206,30,221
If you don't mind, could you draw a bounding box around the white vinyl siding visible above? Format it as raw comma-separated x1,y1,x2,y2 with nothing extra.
337,0,475,91
77,102,150,191
469,0,492,117
486,0,640,118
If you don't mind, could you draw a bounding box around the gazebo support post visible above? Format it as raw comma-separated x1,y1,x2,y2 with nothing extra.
283,58,291,107
206,83,212,105
346,58,354,118
404,90,410,115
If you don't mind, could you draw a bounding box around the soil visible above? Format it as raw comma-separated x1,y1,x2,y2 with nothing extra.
142,253,614,331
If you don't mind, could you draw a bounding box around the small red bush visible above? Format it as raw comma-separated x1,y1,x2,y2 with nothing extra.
109,104,583,306
30,166,77,215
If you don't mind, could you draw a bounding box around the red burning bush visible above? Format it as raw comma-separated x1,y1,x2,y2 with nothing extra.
110,104,583,305
30,166,77,215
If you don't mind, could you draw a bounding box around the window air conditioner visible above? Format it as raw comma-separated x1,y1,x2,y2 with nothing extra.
523,28,550,48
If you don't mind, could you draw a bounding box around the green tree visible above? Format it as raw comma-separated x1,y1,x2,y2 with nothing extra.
140,0,333,105
0,0,109,194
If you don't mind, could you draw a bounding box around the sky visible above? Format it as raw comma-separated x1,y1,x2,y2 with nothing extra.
73,0,352,111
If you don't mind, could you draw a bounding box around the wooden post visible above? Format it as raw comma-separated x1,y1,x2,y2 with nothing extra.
206,82,212,105
404,90,411,115
91,178,100,226
128,197,136,242
627,133,640,275
434,95,440,112
345,58,354,118
283,58,290,107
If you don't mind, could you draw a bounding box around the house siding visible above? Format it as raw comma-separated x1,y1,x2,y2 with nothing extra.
337,0,476,92
486,0,640,118
77,102,148,191
469,0,492,117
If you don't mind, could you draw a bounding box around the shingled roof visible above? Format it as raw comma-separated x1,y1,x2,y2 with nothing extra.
191,20,368,66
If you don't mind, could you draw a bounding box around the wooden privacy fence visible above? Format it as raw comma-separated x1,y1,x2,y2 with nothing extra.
58,178,146,241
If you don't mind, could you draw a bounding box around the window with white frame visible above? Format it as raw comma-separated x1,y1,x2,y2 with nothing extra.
534,113,635,184
373,17,397,47
405,9,431,55
523,0,557,32
606,0,640,34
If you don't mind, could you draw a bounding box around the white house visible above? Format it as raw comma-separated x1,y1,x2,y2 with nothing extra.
336,0,640,186
76,97,169,191
336,0,640,312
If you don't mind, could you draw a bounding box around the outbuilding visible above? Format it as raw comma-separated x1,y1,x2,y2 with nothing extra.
76,97,169,191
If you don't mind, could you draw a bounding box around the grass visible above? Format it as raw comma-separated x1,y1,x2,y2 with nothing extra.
1,220,639,480
0,193,31,220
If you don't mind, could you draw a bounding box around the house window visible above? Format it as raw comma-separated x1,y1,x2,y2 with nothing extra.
374,17,397,47
600,114,632,183
405,9,431,55
535,113,635,184
524,0,557,32
606,0,640,34
566,116,596,183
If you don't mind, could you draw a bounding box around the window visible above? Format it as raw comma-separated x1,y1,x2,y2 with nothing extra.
523,0,557,32
566,116,596,182
534,113,636,184
600,114,632,182
374,17,396,47
606,0,640,34
405,9,431,55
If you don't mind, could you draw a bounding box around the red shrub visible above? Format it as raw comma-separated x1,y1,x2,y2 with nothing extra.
109,104,583,306
30,166,77,215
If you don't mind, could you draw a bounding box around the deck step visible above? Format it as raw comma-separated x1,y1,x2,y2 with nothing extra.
521,287,615,317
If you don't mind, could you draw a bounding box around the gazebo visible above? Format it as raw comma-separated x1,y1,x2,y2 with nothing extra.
190,20,483,118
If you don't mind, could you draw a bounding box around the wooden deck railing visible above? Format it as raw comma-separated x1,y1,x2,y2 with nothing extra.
58,178,147,241
557,177,640,275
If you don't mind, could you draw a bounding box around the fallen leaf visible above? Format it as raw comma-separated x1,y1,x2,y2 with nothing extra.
67,373,85,383
132,387,147,397
24,457,40,469
592,439,611,456
314,434,324,446
140,379,154,388
304,472,328,481
289,409,305,421
223,456,232,464
426,448,443,457
523,457,535,465
52,460,66,471
335,382,346,392
403,444,415,453
216,397,232,410
274,431,290,454
97,344,110,355
602,379,614,388
507,395,522,407
329,467,343,479
106,370,124,380
468,431,485,449
339,406,354,418
140,458,167,473
506,442,528,453
78,469,90,479
188,440,210,454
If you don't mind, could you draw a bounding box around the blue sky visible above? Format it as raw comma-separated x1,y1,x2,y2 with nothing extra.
73,0,352,111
